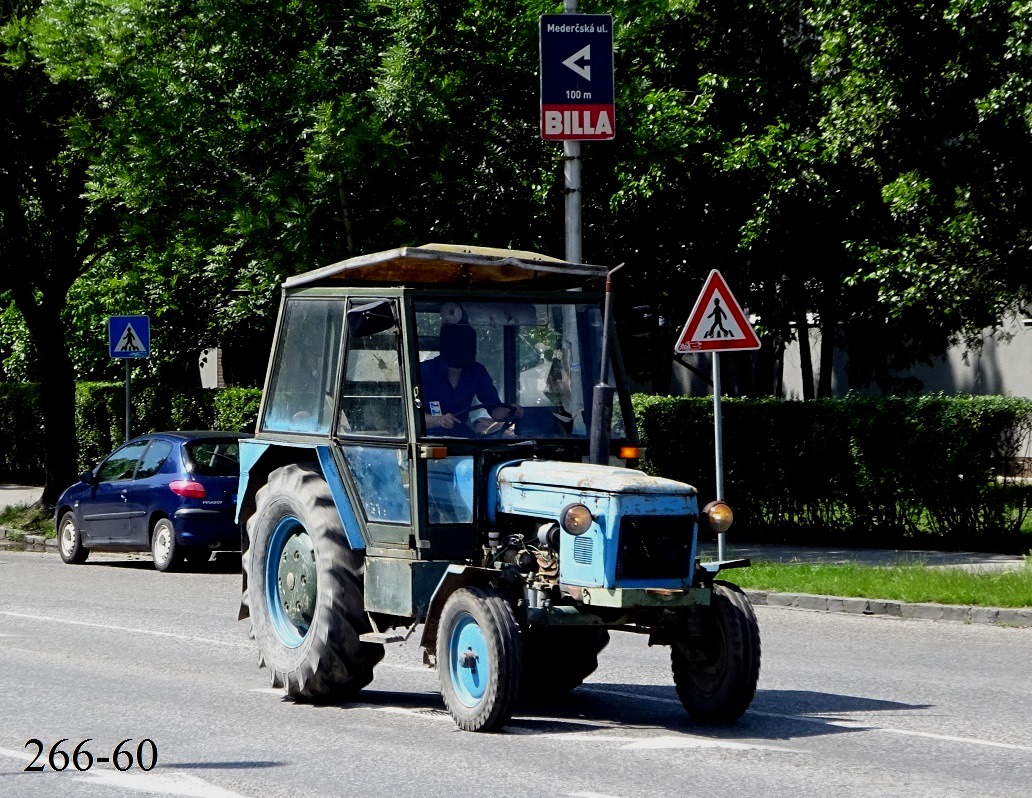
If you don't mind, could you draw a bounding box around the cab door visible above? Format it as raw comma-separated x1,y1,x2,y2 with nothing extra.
334,298,413,549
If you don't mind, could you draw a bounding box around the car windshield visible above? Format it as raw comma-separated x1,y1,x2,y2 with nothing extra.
415,299,624,440
186,439,242,476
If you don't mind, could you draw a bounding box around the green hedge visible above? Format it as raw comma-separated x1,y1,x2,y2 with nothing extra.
0,383,45,482
633,394,1032,549
0,382,263,478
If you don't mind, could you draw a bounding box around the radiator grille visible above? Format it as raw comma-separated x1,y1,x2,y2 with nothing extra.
616,516,693,581
573,534,593,565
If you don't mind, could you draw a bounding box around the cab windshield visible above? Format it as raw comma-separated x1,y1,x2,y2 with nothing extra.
415,299,624,440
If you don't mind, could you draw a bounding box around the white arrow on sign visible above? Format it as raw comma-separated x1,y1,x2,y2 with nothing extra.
562,44,591,80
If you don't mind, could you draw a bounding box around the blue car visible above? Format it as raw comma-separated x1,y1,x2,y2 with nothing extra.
55,431,250,571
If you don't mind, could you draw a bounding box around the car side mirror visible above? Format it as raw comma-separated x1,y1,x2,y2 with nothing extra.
347,300,397,338
79,470,95,485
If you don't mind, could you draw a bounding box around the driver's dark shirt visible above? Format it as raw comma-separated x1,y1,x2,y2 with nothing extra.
420,356,502,417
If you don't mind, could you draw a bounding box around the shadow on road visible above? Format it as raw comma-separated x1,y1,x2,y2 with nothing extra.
286,682,930,742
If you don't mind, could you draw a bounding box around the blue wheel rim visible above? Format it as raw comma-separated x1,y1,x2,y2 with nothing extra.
448,612,490,707
265,516,310,648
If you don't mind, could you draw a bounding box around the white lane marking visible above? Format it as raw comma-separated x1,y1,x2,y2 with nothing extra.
80,771,253,797
0,745,32,762
587,688,1032,753
0,611,251,649
567,793,626,798
0,747,253,797
533,732,799,752
749,710,1032,753
618,735,798,752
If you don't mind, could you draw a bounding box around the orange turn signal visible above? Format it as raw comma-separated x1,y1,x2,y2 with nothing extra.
418,445,449,460
619,446,642,459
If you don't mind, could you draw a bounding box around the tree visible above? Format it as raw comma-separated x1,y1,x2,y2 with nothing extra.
0,0,114,501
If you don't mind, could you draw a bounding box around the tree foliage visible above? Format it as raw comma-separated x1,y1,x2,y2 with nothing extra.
2,0,1031,502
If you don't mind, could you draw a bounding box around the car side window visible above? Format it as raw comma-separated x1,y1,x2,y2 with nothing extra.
136,440,174,480
96,441,149,483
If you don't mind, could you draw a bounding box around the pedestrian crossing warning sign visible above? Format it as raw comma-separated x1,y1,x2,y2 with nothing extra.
674,270,760,353
108,315,151,358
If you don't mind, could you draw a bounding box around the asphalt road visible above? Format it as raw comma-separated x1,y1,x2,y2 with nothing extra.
1,549,1030,798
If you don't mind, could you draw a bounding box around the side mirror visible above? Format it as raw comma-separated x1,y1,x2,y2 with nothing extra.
347,300,397,338
79,470,95,485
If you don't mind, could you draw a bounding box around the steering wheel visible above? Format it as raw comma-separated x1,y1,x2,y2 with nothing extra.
455,403,519,438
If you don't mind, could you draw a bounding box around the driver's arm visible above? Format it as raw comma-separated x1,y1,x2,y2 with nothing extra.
469,363,523,420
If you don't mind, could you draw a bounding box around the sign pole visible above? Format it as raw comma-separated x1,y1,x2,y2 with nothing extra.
563,0,581,262
712,352,725,560
672,271,761,563
125,359,131,443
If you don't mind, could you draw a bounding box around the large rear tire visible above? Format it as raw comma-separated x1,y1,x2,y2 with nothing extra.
521,626,610,697
243,462,383,701
437,586,522,732
671,581,760,723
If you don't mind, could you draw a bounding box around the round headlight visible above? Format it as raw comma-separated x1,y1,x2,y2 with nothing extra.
560,503,593,535
702,500,734,534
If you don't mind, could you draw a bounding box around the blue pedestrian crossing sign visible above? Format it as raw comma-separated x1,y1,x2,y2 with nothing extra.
109,315,150,359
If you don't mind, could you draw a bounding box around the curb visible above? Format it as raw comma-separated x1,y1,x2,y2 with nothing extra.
745,590,1032,628
0,526,57,552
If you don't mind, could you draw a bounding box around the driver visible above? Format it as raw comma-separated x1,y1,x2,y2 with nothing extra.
421,322,523,435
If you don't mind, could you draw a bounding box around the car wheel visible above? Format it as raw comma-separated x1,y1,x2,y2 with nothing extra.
58,511,89,564
151,517,182,572
671,580,761,723
243,462,383,701
437,586,522,732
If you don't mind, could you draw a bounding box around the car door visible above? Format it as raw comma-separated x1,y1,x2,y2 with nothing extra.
81,440,149,544
126,438,176,545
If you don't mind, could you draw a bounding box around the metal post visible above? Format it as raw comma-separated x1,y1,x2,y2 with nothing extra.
564,140,582,263
563,0,581,264
712,352,726,560
125,359,131,443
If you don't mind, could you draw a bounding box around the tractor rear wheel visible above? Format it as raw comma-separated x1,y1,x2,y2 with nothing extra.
671,580,760,723
243,462,383,701
521,626,610,697
437,586,522,732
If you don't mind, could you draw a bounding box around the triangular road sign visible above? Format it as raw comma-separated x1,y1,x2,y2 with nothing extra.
674,270,760,353
114,322,145,353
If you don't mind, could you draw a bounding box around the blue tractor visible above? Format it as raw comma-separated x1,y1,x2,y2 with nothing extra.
237,244,759,732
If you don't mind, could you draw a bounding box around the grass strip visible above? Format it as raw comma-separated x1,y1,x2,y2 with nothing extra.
732,560,1032,608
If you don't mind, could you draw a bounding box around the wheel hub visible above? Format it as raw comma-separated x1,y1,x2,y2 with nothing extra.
277,531,317,632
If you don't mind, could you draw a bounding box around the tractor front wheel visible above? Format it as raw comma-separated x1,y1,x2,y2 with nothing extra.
671,580,760,723
437,586,522,732
243,462,383,701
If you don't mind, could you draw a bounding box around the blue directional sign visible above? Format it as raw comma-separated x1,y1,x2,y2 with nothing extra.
539,14,615,141
108,315,150,359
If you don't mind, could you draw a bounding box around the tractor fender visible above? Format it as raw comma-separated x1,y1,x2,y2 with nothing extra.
419,564,505,654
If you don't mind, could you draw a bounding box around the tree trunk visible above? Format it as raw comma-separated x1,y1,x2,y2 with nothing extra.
817,304,837,398
796,308,815,400
14,292,80,505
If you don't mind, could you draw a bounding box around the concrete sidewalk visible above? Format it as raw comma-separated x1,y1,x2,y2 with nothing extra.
702,542,1027,572
0,484,43,508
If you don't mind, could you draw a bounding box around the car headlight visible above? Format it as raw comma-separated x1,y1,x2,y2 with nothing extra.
560,503,593,535
702,500,734,534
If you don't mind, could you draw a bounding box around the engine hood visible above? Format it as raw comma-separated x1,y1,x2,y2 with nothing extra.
496,460,697,497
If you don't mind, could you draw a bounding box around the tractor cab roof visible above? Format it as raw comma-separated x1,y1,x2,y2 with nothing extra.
284,243,608,291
